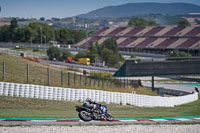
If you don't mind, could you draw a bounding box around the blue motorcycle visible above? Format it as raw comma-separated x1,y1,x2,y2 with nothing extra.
76,103,114,122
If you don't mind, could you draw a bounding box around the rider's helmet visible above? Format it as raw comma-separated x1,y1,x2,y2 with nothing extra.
86,98,92,103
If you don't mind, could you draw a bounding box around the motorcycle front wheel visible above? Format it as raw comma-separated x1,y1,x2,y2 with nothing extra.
78,111,92,122
106,113,114,121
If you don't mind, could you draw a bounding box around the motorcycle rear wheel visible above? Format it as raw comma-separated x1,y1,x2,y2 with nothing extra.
79,111,92,122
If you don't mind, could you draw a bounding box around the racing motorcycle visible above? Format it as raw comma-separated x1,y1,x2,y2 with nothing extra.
75,103,114,122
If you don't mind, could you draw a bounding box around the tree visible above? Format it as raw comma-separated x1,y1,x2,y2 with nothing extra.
128,18,147,26
0,25,9,42
56,28,71,44
46,46,61,60
60,49,71,61
178,19,191,26
128,18,158,26
88,43,99,63
9,18,18,32
95,42,102,56
14,27,25,42
40,17,45,21
69,29,85,44
86,39,124,67
9,18,18,41
102,38,118,53
101,48,122,67
88,43,97,54
27,22,55,44
0,20,85,45
148,20,157,26
74,51,88,61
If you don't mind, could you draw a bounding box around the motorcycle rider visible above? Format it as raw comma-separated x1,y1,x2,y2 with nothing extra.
83,98,104,119
83,98,98,110
76,98,114,121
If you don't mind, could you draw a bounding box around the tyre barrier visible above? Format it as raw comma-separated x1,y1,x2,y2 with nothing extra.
0,82,198,107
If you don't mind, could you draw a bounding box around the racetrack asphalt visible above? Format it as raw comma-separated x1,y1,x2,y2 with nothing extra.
1,116,200,125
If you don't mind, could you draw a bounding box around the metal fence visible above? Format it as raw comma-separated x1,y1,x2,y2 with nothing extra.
0,61,140,90
0,48,47,59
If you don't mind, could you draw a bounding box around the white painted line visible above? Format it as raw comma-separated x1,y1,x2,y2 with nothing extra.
149,119,168,122
177,119,193,121
31,120,57,122
119,120,138,122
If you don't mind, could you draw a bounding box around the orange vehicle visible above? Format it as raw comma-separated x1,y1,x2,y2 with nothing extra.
65,57,75,63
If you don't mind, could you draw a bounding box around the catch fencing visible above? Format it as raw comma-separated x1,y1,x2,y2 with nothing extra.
0,48,47,59
0,82,198,107
0,60,140,90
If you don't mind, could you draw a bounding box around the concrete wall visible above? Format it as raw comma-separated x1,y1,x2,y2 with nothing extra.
126,60,200,76
0,82,198,107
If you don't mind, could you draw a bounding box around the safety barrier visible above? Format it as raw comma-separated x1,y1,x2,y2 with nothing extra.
0,82,198,107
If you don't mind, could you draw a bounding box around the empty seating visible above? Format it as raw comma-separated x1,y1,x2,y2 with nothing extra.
177,38,200,49
81,37,101,47
135,38,157,48
184,26,200,36
76,26,200,50
144,27,165,36
164,26,185,36
125,27,145,36
155,38,179,48
93,27,109,36
119,37,137,47
107,27,127,36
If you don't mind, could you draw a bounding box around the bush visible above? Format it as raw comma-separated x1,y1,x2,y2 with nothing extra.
90,72,113,80
60,49,71,61
46,46,61,60
130,54,136,58
167,50,191,57
101,48,124,68
74,51,88,61
32,49,40,52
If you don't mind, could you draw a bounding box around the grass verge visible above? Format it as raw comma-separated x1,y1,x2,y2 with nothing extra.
0,95,200,118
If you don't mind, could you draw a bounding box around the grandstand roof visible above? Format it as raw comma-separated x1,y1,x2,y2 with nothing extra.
75,26,200,50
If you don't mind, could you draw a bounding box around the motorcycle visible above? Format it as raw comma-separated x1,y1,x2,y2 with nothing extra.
75,103,114,122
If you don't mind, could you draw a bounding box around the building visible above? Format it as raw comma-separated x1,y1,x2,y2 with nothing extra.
75,26,200,56
184,13,200,26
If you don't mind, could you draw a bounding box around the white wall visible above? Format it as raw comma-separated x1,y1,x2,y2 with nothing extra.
0,82,198,107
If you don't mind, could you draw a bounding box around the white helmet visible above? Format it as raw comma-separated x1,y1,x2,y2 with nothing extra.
86,98,92,102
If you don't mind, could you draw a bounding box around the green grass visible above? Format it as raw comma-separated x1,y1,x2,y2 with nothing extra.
13,47,46,54
0,96,200,118
0,53,157,95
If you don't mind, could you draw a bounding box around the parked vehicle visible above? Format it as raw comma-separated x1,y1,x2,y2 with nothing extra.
65,57,90,65
65,57,75,63
78,58,90,65
75,103,114,122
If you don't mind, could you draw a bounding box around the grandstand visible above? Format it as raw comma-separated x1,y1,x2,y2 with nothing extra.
75,26,200,55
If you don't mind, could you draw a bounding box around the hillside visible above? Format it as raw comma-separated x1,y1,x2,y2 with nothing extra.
78,2,200,19
0,53,156,95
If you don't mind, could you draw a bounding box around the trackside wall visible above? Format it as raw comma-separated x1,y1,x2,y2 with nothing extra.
0,82,198,107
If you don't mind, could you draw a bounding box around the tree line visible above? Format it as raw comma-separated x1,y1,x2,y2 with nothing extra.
73,38,124,68
128,17,190,26
0,18,86,45
47,38,124,68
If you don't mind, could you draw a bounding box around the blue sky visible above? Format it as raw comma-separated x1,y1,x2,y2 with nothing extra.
1,0,200,19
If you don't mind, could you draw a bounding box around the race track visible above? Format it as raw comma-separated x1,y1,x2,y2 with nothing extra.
1,117,200,125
